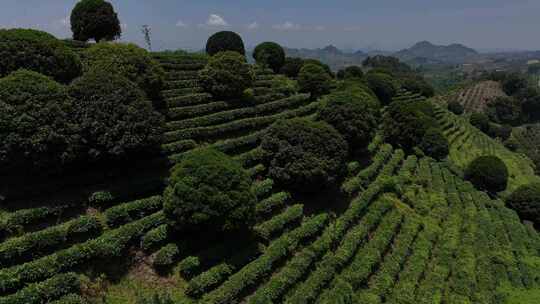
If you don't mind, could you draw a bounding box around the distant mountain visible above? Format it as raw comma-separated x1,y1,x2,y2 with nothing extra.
283,45,367,71
395,41,479,64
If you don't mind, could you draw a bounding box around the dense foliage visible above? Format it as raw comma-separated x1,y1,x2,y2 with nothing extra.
486,123,512,140
253,42,285,73
297,64,332,98
205,31,245,56
447,101,464,115
163,148,256,232
501,73,528,96
83,42,165,101
70,0,121,42
318,91,379,151
469,112,490,133
342,66,364,79
0,29,82,83
364,73,397,105
401,76,435,98
486,96,522,125
465,156,508,193
261,118,348,192
362,55,412,75
302,59,333,77
419,128,449,160
382,100,438,151
0,70,78,172
280,57,304,78
199,51,254,100
68,68,164,162
506,183,540,227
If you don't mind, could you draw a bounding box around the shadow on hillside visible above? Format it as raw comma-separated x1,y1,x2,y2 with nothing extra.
0,154,171,214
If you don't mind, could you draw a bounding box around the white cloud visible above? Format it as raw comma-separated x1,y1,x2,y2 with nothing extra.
314,25,326,31
247,22,259,30
121,23,128,30
206,14,228,27
176,20,187,27
273,21,301,31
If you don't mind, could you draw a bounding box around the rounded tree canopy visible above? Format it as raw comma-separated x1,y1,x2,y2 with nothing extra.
447,101,464,115
364,73,397,105
163,148,256,232
303,59,333,77
68,68,164,161
470,112,490,133
0,70,78,172
343,66,364,79
199,51,254,100
419,128,449,160
71,0,121,42
280,57,304,78
507,183,540,226
206,31,245,56
297,63,332,98
382,100,438,151
318,90,379,151
0,28,82,83
261,118,348,192
253,42,286,73
465,156,508,193
83,42,165,102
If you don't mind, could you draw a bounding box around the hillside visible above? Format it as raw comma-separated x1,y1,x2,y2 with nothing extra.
1,55,539,304
436,80,507,113
396,41,480,65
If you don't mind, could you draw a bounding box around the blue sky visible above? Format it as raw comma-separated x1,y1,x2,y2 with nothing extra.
1,0,538,51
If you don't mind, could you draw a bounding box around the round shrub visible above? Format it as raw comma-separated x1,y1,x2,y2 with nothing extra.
205,31,245,56
470,112,490,133
486,96,522,125
507,183,540,226
261,118,348,192
419,128,449,160
303,59,333,77
71,0,121,42
465,156,508,193
68,68,164,161
199,51,254,100
487,123,512,141
253,42,285,73
298,64,332,98
382,100,438,151
83,42,165,102
401,77,435,98
447,101,464,115
0,70,78,172
343,66,364,79
364,73,397,105
318,91,379,151
163,148,256,232
280,57,304,78
0,29,82,83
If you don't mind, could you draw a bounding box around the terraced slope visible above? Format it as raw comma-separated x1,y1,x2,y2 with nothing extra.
153,52,319,171
434,105,540,196
0,53,538,304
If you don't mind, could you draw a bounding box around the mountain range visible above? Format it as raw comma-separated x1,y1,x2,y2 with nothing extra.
282,41,482,70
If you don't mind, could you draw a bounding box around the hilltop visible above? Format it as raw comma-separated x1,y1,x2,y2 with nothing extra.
395,41,480,64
